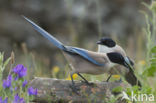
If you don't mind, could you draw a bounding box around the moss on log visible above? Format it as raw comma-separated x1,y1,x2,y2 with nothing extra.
29,77,127,103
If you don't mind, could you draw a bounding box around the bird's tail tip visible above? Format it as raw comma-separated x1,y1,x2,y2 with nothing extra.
125,71,142,88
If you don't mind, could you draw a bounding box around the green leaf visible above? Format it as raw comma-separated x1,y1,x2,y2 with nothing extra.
146,65,156,77
3,57,11,68
112,86,123,93
0,55,3,66
150,58,156,66
142,87,152,94
126,88,131,96
151,46,156,53
0,52,4,68
151,62,156,66
132,85,140,92
150,58,156,62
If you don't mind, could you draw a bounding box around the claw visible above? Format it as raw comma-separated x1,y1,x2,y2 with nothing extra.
69,84,80,95
81,80,94,86
77,73,94,86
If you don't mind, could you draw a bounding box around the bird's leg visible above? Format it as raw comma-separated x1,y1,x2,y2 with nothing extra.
106,74,122,83
71,73,75,86
69,72,79,94
106,74,112,82
77,73,94,86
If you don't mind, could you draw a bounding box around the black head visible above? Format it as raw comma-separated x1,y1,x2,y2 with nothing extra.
107,52,132,70
96,37,116,47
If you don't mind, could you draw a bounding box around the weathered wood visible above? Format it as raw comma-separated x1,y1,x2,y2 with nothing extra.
29,77,127,103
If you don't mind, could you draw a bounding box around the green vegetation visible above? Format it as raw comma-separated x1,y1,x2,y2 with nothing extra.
111,1,156,102
0,53,37,103
0,1,156,103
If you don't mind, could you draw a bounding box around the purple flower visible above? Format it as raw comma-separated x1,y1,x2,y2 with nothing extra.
14,87,18,91
3,75,12,88
19,98,25,103
0,97,2,102
8,75,12,81
0,97,8,103
13,64,27,78
28,87,38,96
13,94,20,102
3,98,8,103
14,76,18,81
12,94,25,103
3,79,11,88
22,80,28,87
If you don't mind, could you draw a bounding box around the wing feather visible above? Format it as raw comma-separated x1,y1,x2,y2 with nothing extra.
65,47,105,66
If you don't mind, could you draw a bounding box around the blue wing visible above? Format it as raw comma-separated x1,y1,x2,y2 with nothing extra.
66,47,104,66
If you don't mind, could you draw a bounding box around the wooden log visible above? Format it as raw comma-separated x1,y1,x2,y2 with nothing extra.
29,77,127,103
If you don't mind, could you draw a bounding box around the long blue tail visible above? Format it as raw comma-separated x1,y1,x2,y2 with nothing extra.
23,16,66,50
23,16,104,66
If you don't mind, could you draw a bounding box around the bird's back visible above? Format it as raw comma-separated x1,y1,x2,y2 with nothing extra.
63,50,112,75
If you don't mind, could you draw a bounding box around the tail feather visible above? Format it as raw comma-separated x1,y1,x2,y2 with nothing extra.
22,16,66,50
125,69,142,87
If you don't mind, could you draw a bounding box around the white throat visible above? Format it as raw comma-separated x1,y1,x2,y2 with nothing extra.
98,45,115,53
98,45,117,67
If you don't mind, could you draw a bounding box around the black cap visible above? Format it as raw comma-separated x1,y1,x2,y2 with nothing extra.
96,37,116,47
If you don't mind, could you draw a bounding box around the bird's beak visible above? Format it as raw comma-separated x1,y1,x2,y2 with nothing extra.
124,57,133,70
96,41,102,44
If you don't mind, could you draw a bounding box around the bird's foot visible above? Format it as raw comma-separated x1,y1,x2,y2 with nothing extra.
103,78,110,82
106,79,109,82
69,84,80,95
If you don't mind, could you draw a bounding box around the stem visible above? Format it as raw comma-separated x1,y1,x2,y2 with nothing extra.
8,63,13,76
152,9,156,43
145,14,152,62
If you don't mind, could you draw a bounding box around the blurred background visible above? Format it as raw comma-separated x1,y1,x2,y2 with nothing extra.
0,0,150,79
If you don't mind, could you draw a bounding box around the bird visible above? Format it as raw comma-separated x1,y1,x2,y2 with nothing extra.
96,37,134,66
96,37,134,81
96,37,141,87
22,16,141,91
